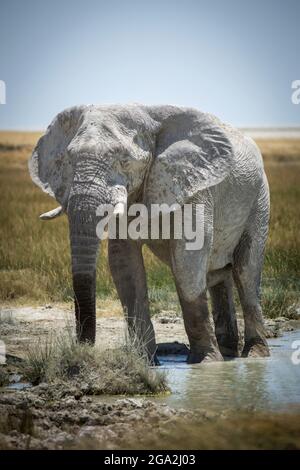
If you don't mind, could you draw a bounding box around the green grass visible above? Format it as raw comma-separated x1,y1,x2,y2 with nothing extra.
0,132,299,318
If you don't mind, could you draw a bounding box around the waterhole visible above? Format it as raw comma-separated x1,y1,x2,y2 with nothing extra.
155,330,300,413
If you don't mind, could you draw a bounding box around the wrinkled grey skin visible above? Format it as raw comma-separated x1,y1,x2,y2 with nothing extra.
29,104,270,364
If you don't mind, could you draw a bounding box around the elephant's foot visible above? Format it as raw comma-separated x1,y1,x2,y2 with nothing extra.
219,345,239,358
242,337,270,358
217,334,240,358
187,349,223,364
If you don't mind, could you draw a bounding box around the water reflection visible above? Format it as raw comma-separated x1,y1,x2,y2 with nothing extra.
156,330,300,413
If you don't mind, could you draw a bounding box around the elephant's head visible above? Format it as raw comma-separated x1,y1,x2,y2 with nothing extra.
29,104,232,343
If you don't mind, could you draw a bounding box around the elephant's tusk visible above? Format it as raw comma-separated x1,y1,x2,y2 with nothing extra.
39,206,63,220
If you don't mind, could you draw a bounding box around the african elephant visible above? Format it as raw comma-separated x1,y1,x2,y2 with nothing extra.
29,104,270,364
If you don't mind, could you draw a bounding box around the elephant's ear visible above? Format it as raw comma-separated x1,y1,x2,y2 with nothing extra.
28,106,86,206
145,110,233,206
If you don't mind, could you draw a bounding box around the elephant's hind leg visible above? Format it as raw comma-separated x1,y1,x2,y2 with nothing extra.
108,239,159,365
209,277,239,357
233,246,269,357
233,182,270,357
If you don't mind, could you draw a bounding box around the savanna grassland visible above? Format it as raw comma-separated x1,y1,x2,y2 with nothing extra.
0,131,299,318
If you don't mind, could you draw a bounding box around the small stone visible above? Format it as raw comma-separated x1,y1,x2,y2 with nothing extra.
37,382,49,391
64,398,76,407
8,373,21,384
274,316,288,322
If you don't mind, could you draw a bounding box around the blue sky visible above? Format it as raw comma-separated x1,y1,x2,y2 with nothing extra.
0,0,299,129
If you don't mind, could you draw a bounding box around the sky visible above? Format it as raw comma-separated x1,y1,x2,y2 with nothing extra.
0,0,299,129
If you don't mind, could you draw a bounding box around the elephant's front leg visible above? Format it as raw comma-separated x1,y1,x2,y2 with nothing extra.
177,288,223,363
108,239,159,365
170,239,223,364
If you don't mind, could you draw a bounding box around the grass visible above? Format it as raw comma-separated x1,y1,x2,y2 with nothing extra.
0,309,15,325
20,325,168,395
0,131,299,318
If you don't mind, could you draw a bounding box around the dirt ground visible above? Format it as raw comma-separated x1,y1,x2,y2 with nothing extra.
0,305,188,358
1,306,300,449
1,388,300,450
1,304,299,359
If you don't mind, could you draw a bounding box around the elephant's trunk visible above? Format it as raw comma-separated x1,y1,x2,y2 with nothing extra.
68,182,103,344
68,200,100,344
67,174,128,344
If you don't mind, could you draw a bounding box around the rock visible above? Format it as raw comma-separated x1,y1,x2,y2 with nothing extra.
37,382,49,391
116,398,143,409
80,383,90,394
78,426,98,439
265,324,281,338
78,413,90,425
51,431,74,445
264,319,283,338
64,398,77,407
157,315,181,324
157,341,189,355
282,324,294,332
8,373,22,384
80,396,93,404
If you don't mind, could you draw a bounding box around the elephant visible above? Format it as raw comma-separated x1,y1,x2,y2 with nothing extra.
29,104,270,364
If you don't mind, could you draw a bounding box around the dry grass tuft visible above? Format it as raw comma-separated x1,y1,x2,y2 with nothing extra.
20,325,168,395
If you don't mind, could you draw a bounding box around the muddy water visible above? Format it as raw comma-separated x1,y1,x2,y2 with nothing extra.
156,330,300,413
